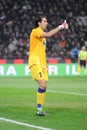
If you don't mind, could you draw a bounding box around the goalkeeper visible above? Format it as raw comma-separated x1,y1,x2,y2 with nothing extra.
28,16,68,116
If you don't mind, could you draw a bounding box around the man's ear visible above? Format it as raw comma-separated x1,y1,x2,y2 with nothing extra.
38,22,41,26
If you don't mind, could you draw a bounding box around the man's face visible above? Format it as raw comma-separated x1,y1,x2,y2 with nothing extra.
39,17,48,30
82,46,86,51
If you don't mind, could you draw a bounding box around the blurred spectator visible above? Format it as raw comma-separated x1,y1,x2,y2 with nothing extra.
71,47,79,62
8,37,18,53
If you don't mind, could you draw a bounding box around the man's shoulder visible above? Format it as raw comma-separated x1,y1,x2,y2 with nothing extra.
32,27,42,32
31,27,44,38
79,50,82,54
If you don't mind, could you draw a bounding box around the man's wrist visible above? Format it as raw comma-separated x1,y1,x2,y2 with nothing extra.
58,24,64,30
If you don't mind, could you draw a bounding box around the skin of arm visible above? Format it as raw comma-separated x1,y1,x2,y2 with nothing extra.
40,26,62,38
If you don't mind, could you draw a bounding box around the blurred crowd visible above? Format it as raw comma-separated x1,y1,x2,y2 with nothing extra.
0,0,87,62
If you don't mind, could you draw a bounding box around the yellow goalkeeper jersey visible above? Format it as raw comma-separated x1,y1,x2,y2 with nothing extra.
29,27,47,68
78,50,87,60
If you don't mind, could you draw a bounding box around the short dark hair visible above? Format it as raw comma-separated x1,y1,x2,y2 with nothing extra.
35,16,42,27
33,15,46,27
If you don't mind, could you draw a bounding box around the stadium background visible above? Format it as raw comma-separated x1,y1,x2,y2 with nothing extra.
0,1,87,130
0,0,87,76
